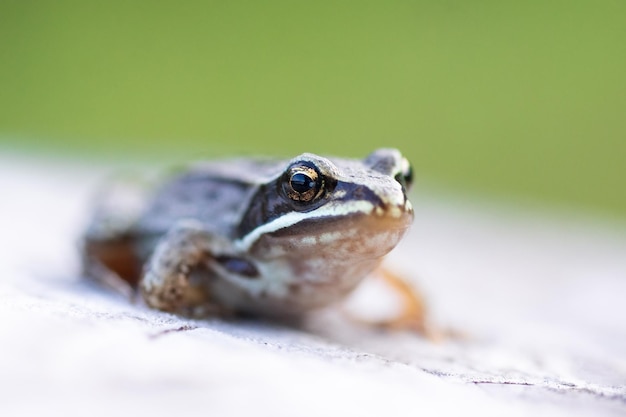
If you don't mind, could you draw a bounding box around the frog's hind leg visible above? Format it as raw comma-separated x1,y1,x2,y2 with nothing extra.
83,232,142,298
81,178,148,298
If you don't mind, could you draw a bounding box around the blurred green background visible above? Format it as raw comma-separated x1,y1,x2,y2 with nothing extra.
1,1,624,217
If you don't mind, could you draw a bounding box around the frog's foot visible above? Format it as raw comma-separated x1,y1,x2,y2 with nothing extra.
349,268,449,341
140,221,229,318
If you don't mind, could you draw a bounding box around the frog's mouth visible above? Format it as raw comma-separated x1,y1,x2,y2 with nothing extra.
237,192,413,248
247,206,413,262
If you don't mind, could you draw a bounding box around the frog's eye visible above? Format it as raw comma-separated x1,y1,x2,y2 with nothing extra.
394,157,413,192
283,163,324,203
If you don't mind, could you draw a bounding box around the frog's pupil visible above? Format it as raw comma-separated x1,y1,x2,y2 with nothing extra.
291,173,315,193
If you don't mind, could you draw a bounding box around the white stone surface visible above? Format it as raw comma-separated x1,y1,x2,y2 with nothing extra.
1,154,625,417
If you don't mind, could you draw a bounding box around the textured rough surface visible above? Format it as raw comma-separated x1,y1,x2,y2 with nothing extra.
1,154,625,417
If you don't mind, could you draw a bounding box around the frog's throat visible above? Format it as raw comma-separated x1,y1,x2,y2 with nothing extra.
234,199,412,252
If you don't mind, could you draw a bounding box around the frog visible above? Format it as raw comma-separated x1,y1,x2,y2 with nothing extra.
82,148,428,331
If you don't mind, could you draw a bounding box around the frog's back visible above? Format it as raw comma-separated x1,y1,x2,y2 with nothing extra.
134,158,283,239
83,158,283,287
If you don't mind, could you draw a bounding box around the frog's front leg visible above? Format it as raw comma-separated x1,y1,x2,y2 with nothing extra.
346,268,445,341
365,268,463,341
140,220,231,317
375,268,431,335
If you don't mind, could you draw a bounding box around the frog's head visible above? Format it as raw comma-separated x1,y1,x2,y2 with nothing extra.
236,148,414,264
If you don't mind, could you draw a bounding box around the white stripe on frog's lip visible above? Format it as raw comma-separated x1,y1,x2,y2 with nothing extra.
234,200,376,251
